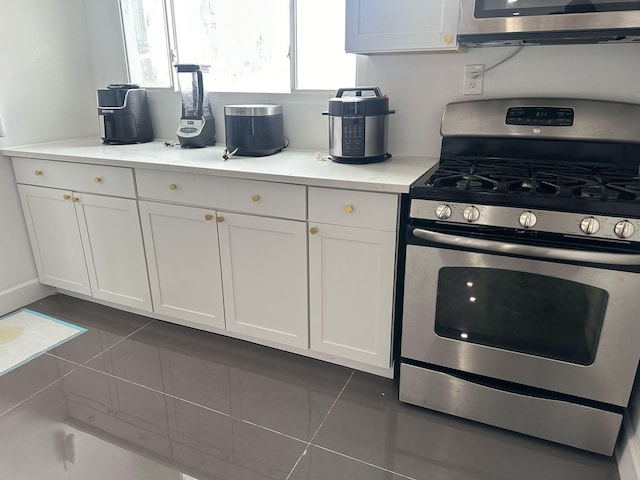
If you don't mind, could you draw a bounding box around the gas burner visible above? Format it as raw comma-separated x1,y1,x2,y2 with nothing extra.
606,181,640,200
578,185,621,200
505,179,558,195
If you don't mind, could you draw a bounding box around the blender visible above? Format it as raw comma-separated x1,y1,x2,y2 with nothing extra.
175,64,216,148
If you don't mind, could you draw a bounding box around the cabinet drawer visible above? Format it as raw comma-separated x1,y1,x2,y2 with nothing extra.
135,169,306,220
12,157,135,198
308,187,398,231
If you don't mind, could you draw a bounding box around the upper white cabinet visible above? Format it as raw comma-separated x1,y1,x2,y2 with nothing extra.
14,159,151,311
345,0,459,53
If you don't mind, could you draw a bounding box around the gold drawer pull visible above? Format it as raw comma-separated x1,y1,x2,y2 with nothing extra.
251,194,261,202
169,184,177,190
204,214,213,221
444,34,453,44
216,216,224,223
63,194,71,201
309,227,318,235
34,170,43,176
71,196,79,203
93,177,102,183
344,205,354,214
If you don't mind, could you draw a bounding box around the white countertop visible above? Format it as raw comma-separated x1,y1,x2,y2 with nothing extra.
1,138,438,193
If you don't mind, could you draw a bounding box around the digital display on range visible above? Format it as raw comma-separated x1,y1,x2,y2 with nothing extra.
506,107,574,126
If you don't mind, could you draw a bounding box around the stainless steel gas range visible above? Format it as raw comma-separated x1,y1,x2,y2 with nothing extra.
399,98,640,456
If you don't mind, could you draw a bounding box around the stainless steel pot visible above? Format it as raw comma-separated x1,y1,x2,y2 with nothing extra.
322,87,395,164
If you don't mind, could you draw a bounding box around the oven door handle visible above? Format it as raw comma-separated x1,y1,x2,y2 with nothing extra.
412,228,640,266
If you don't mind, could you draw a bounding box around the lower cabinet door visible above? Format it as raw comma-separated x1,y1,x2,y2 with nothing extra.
17,184,91,295
309,223,396,367
75,193,152,311
139,201,225,329
217,212,308,349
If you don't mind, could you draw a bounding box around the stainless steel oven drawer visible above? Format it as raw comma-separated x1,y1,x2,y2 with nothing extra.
399,363,622,456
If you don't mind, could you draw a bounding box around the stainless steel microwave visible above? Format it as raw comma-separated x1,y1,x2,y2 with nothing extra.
458,0,640,47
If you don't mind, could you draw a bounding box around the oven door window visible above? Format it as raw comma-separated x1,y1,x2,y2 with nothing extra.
434,267,608,365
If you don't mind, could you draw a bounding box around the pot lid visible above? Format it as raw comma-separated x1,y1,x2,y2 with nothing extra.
327,87,393,116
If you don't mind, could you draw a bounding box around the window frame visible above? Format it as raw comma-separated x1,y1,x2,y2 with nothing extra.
120,0,353,94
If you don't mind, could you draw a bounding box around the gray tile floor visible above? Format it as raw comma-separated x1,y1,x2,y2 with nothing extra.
0,295,620,480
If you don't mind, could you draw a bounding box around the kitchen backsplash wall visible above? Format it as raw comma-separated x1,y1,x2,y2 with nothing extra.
81,2,640,156
83,24,640,158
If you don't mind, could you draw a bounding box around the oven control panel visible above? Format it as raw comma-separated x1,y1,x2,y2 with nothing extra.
506,107,574,126
410,199,640,242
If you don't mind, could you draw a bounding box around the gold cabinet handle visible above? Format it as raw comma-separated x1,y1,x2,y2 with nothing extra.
204,214,213,221
93,177,102,183
444,34,453,44
63,194,71,201
216,216,224,223
309,227,318,235
251,194,260,202
169,184,177,190
344,205,354,214
34,170,43,176
71,196,79,203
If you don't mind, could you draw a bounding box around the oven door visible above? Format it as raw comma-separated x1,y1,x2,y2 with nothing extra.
401,229,640,407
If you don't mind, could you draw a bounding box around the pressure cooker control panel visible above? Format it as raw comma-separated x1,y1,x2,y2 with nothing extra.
341,116,365,156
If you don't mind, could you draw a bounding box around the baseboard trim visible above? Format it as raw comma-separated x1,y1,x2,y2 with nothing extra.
617,414,640,480
0,278,54,316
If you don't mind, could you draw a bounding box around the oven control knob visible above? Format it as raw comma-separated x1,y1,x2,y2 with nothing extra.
463,206,480,223
435,204,452,220
518,211,537,229
614,220,635,239
580,217,600,235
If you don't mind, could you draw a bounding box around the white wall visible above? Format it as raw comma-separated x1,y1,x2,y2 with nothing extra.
0,0,98,314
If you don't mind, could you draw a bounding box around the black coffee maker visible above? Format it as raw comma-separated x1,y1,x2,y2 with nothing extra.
97,84,154,144
175,64,216,148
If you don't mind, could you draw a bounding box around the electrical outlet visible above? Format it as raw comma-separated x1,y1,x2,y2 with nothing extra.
464,64,484,95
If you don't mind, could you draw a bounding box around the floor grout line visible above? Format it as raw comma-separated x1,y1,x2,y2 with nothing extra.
78,318,156,366
0,365,79,419
285,369,356,480
77,363,309,445
311,445,419,480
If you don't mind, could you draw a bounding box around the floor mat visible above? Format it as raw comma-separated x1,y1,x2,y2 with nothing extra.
0,308,87,375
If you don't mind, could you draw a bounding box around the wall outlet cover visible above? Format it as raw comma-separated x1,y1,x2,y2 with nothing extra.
464,64,484,95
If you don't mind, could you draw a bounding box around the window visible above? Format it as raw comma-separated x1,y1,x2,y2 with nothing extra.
120,0,356,92
120,0,173,88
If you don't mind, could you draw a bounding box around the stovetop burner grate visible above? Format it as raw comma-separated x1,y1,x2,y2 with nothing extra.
420,157,640,203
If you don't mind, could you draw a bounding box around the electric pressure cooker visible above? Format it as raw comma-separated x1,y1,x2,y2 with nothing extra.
323,87,395,164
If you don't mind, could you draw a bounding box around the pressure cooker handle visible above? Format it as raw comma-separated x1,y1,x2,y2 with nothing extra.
335,87,383,98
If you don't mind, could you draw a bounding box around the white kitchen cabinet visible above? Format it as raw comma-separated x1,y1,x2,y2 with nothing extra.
17,185,92,295
139,201,225,329
217,212,308,349
75,193,151,310
136,168,309,349
345,0,459,53
14,159,151,311
308,187,398,368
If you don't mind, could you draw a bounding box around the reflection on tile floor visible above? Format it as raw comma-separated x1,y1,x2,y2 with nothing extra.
0,295,621,480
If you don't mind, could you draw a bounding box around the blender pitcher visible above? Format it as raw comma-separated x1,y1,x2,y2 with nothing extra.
175,64,216,147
